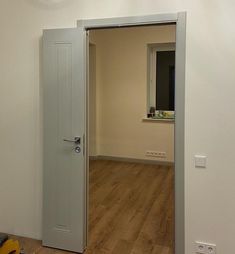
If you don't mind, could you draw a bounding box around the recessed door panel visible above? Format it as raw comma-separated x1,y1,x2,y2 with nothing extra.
43,28,86,253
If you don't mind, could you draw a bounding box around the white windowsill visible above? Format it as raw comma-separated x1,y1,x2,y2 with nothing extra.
142,117,175,123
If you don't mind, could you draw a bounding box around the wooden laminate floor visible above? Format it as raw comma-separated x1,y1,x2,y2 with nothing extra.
11,160,174,254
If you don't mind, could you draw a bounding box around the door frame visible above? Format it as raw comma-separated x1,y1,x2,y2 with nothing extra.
78,12,186,254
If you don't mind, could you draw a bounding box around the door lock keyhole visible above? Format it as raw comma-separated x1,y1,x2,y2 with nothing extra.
75,146,81,153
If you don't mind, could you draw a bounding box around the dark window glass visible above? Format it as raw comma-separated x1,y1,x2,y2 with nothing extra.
156,51,175,111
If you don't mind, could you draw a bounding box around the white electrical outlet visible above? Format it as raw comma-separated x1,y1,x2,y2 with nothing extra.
206,244,216,254
195,241,216,254
146,151,166,158
195,242,206,254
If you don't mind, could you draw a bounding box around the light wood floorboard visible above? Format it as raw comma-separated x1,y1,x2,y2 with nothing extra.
10,160,174,254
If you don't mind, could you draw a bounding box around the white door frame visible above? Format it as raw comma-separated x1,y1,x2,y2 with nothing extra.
78,12,186,254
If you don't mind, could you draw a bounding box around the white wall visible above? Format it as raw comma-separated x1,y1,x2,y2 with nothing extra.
0,1,235,253
89,26,175,162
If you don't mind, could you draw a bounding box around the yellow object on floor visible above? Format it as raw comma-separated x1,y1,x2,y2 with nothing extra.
0,234,20,254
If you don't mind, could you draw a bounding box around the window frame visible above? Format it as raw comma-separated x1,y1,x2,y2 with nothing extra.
147,42,176,114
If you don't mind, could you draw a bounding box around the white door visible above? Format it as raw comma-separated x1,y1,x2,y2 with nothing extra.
42,28,86,253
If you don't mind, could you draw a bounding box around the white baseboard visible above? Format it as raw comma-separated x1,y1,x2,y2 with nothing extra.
89,155,174,166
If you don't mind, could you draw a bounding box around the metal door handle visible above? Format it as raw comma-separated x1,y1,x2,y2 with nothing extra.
63,136,81,145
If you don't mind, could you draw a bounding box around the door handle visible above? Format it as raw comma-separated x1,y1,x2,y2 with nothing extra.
63,136,81,145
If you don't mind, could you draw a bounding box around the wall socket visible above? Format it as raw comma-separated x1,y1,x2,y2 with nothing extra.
146,150,166,158
195,241,216,254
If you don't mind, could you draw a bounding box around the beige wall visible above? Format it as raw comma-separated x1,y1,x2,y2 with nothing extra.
89,26,175,162
1,1,235,253
89,44,97,156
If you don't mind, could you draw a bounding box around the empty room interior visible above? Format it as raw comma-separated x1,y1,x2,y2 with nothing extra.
87,24,176,254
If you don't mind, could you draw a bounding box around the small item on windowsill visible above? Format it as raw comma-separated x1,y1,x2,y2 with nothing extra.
149,107,156,118
147,110,175,120
158,110,165,118
155,111,175,119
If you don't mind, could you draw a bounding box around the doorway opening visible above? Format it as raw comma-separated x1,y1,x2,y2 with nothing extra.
42,12,185,254
87,24,176,254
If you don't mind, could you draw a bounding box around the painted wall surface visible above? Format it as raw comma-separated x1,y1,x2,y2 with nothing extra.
0,1,235,253
89,26,175,162
89,44,97,156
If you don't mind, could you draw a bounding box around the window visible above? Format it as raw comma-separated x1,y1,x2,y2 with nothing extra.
147,43,175,117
